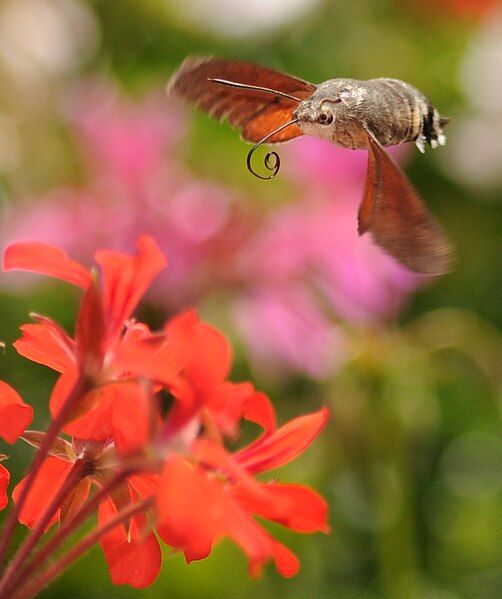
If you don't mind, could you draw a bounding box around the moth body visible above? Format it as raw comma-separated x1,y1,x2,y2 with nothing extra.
294,78,446,152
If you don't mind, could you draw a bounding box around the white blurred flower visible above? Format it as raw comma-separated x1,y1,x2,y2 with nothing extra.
166,0,321,38
0,0,99,84
442,113,502,187
441,8,502,189
459,9,502,115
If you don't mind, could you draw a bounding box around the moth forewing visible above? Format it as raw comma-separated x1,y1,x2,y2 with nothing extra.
167,57,315,142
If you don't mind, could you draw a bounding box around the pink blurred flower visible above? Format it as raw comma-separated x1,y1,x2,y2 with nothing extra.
2,80,252,309
238,145,418,322
230,138,420,377
233,283,347,379
285,138,419,320
69,80,183,185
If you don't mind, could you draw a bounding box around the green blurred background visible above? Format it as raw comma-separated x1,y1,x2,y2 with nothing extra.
0,1,501,598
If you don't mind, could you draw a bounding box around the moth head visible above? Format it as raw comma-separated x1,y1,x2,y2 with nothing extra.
293,82,354,137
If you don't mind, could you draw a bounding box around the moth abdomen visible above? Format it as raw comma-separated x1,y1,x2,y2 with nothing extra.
367,78,447,151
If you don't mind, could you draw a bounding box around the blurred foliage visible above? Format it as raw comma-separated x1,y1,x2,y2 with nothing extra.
0,1,501,598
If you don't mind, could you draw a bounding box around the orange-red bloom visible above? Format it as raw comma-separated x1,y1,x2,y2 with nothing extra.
2,236,330,588
157,406,329,577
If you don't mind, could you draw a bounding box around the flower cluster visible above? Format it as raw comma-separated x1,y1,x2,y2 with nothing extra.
0,236,328,598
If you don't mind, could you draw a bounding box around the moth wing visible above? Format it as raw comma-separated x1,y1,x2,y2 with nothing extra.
167,56,316,143
358,127,453,275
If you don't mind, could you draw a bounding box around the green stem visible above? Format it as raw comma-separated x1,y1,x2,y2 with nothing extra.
12,496,154,599
0,375,92,579
4,467,134,599
0,457,89,599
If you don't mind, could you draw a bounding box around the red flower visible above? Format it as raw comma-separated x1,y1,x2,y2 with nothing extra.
157,405,329,577
1,237,330,590
0,381,33,443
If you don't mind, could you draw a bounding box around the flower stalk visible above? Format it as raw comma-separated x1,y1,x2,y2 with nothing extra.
11,497,155,599
0,374,92,568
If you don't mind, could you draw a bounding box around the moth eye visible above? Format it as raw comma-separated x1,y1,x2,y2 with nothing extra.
317,112,333,125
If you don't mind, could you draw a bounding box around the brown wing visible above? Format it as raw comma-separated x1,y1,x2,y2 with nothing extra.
167,56,316,143
358,127,453,275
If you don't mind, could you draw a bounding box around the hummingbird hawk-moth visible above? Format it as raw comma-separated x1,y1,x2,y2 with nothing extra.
168,56,453,275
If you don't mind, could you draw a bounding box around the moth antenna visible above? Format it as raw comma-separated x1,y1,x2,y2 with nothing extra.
208,78,302,103
246,118,300,180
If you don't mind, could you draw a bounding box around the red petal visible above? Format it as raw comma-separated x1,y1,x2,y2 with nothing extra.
48,366,79,419
114,334,181,388
14,319,75,373
157,455,298,576
60,382,157,448
128,473,159,499
99,497,161,588
191,439,264,499
267,539,299,578
3,242,91,288
110,383,157,453
0,463,10,510
205,382,256,438
12,457,72,529
95,236,166,342
0,381,33,443
48,365,95,421
231,482,329,533
59,384,114,440
165,310,231,395
235,407,329,475
219,499,280,577
156,455,214,561
243,391,276,433
47,365,113,437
